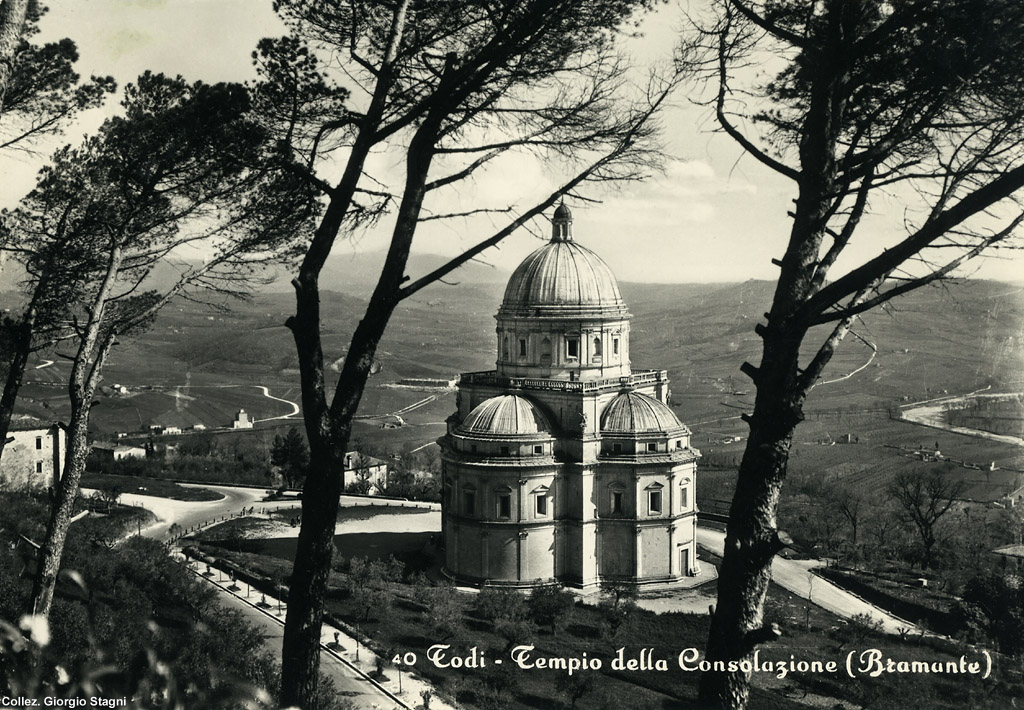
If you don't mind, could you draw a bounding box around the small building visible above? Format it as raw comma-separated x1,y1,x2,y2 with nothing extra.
232,409,253,429
191,424,207,431
92,443,147,461
1,416,66,489
344,451,388,494
163,426,182,436
112,384,129,396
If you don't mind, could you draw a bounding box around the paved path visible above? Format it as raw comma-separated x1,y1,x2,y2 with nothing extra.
696,528,920,634
114,484,447,709
186,562,431,710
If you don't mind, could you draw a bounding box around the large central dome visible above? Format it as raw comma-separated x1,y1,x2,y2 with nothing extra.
498,205,628,318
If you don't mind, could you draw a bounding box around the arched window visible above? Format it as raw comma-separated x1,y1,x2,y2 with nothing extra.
502,337,510,361
608,482,627,515
593,337,602,358
540,337,552,364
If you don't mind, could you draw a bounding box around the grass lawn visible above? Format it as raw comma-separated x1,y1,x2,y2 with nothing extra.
261,531,434,566
81,472,222,501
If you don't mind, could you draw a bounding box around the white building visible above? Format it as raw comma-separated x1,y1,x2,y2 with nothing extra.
344,451,388,494
1,416,66,489
92,443,147,461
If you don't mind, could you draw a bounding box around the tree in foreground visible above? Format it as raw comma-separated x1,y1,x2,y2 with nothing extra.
684,1,1024,707
258,2,683,706
2,72,312,618
0,4,115,462
0,3,113,150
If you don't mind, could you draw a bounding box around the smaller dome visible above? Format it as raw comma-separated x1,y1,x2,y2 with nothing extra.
458,395,551,437
601,391,684,434
553,202,572,220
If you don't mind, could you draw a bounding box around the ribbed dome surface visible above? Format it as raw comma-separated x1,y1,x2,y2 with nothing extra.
458,395,551,437
601,391,684,434
499,240,627,317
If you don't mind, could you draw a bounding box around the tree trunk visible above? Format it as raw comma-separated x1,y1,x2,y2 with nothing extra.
279,120,437,708
28,328,115,616
29,374,91,615
0,0,29,113
697,324,809,707
698,16,851,704
29,246,121,618
0,304,35,461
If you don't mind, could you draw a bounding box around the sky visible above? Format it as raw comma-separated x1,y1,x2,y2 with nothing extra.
3,0,1023,285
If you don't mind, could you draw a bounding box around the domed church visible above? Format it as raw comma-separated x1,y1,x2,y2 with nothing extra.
440,205,700,589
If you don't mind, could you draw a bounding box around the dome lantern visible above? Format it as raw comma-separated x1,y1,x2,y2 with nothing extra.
552,202,573,242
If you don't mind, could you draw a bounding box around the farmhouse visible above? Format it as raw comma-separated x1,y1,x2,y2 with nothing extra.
344,451,388,494
440,205,700,589
1,416,66,489
91,443,147,461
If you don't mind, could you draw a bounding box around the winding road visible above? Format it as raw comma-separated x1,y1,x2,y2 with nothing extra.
253,385,301,422
696,528,919,634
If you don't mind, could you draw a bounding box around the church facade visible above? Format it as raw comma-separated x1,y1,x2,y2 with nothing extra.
439,205,700,590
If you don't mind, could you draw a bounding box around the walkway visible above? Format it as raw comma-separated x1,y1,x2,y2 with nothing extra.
186,558,451,710
115,484,448,709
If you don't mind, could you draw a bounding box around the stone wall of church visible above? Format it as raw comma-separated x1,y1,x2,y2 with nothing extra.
640,524,672,577
597,523,635,577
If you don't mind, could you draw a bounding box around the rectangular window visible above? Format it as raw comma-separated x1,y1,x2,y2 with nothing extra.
470,444,477,453
463,491,475,515
498,493,512,519
35,437,42,450
680,486,688,509
612,442,622,453
566,337,579,359
35,461,43,473
613,338,620,355
646,442,658,453
500,445,510,456
533,444,543,455
611,491,623,515
536,495,547,516
519,338,527,357
649,490,662,515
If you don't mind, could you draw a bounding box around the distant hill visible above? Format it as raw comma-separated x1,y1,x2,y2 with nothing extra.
10,254,1023,438
0,250,509,301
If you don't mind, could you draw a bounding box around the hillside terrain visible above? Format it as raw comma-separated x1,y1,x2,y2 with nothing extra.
8,270,1024,498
